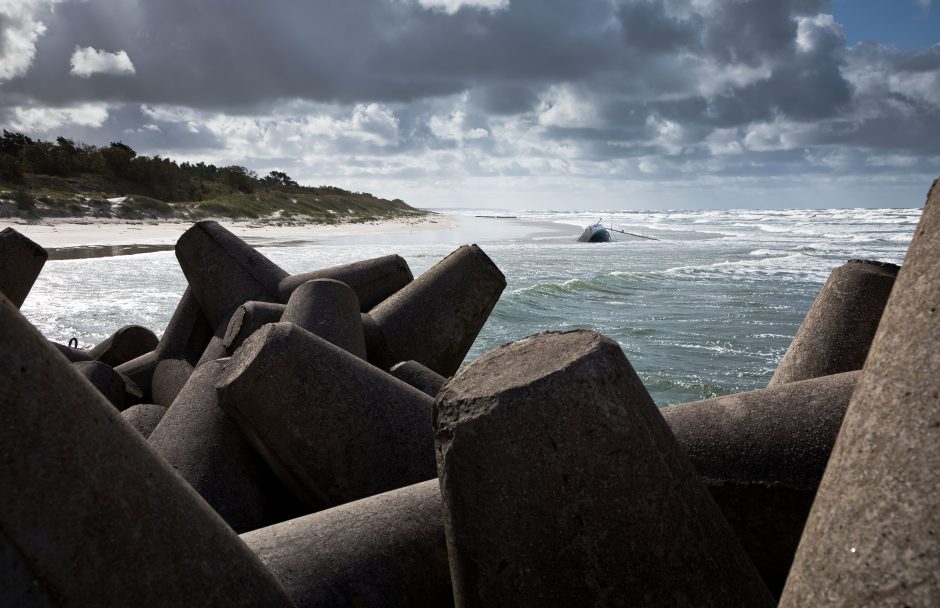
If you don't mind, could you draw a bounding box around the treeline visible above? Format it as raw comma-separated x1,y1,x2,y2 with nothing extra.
0,130,356,202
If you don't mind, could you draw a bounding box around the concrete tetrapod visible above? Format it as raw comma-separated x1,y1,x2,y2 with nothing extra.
175,221,288,328
281,279,366,359
0,293,296,607
367,244,506,376
115,287,215,401
278,254,414,311
780,180,940,606
389,360,447,397
121,403,167,439
0,227,47,308
87,324,159,367
149,358,298,533
661,370,860,596
770,259,899,385
217,322,437,511
223,301,286,353
72,360,143,411
434,330,774,607
151,358,195,407
242,479,451,608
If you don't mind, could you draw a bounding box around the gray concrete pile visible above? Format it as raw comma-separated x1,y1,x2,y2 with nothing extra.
1,178,937,607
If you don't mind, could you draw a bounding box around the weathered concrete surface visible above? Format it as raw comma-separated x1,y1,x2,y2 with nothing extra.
0,227,47,308
114,288,214,401
176,221,287,327
195,311,236,368
780,179,940,606
242,479,450,608
88,325,159,367
218,323,437,511
435,330,774,607
662,370,860,596
121,403,167,439
149,358,297,533
0,293,296,607
151,358,194,407
390,360,447,397
115,350,158,402
770,259,899,385
157,286,216,365
278,254,413,312
51,340,93,362
281,279,366,359
224,301,286,353
368,244,506,376
72,360,143,411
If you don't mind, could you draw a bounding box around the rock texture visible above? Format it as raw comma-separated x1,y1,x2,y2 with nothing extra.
0,227,47,309
368,244,506,376
0,292,296,607
662,370,860,596
278,254,413,311
780,179,940,606
434,330,774,607
218,322,437,511
243,480,449,608
770,259,899,385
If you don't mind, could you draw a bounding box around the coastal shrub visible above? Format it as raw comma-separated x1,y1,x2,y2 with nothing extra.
13,189,34,211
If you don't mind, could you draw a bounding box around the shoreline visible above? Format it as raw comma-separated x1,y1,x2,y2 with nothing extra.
1,214,457,256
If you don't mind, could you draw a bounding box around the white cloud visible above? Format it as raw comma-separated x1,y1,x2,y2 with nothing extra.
915,0,931,12
9,103,111,132
0,0,60,81
69,46,136,78
429,108,489,142
795,14,843,54
412,0,509,15
706,128,744,155
537,86,602,129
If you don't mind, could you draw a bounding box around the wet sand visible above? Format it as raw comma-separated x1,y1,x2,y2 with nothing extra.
2,215,456,259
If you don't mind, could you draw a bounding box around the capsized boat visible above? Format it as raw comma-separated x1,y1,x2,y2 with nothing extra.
578,221,612,242
577,218,660,243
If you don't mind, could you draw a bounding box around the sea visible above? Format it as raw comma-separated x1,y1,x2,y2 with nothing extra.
20,207,920,407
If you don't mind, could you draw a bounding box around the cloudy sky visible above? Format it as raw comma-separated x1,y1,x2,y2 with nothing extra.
1,0,938,209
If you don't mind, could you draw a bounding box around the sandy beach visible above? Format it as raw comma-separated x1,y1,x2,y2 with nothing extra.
1,214,456,255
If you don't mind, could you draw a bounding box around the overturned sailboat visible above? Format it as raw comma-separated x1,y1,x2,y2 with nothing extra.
578,219,659,243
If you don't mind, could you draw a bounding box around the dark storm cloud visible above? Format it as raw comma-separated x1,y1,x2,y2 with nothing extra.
0,0,937,193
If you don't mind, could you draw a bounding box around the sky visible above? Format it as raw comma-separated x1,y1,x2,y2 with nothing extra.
0,0,937,210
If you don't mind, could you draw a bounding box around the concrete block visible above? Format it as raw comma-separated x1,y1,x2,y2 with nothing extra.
176,221,287,327
281,279,366,359
770,259,899,385
242,479,450,608
218,322,436,511
195,311,236,368
51,340,93,362
0,227,47,308
114,288,214,402
157,286,216,365
151,358,194,407
72,360,143,411
434,330,774,607
367,244,506,376
0,292,296,607
224,301,286,353
149,358,298,533
87,324,159,367
278,254,413,311
120,403,167,439
389,360,447,397
780,179,940,606
662,370,860,596
115,350,158,403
